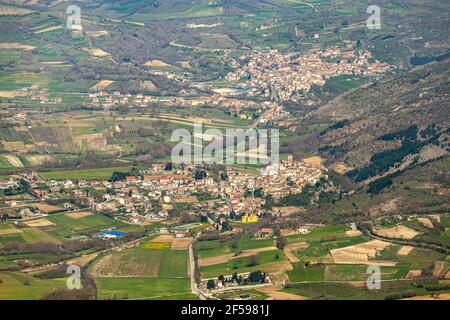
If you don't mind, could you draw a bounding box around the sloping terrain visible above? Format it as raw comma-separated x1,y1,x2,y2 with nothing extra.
314,59,449,179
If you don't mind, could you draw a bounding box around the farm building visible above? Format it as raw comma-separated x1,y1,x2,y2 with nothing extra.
174,229,188,238
256,227,273,238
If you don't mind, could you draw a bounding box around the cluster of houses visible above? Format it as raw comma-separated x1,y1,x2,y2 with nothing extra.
88,90,257,113
1,155,326,228
225,44,392,102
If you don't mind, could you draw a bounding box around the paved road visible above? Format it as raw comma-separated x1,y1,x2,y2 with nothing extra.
188,233,209,300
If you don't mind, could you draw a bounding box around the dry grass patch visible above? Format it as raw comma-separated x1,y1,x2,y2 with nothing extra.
41,61,65,65
1,141,27,151
90,80,114,90
284,242,308,263
33,203,62,213
397,246,414,256
331,162,351,174
346,230,362,237
144,59,172,67
90,250,161,278
0,228,23,235
66,252,99,266
86,30,109,37
25,155,56,166
84,47,110,57
179,61,190,68
73,134,107,151
0,4,33,15
375,225,419,239
418,218,434,229
0,43,35,50
432,261,449,278
171,237,193,250
402,294,450,300
429,214,441,223
141,80,157,91
150,234,175,243
3,155,24,167
23,218,55,227
66,211,94,219
406,270,422,279
34,25,62,34
330,240,395,266
199,253,233,266
0,91,17,98
258,261,293,273
174,196,198,203
257,285,307,300
302,156,322,167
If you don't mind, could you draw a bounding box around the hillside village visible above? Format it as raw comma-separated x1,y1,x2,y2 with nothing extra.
0,156,326,229
225,44,391,102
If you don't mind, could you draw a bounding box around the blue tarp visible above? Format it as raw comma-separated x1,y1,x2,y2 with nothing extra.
96,230,126,237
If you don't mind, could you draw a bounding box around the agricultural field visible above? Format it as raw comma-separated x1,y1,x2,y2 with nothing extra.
0,224,61,245
286,224,350,243
199,248,288,279
0,272,66,300
45,212,125,239
371,214,450,247
401,216,450,246
281,222,449,299
196,234,289,280
90,234,192,299
95,277,193,300
0,212,124,244
281,280,444,300
38,167,132,180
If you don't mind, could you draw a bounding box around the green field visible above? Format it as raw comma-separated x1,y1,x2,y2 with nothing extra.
0,225,62,245
196,239,231,259
287,224,349,243
177,222,203,230
0,272,66,300
287,263,326,282
0,156,14,169
91,234,191,299
46,213,124,239
282,280,441,300
95,277,192,300
401,217,450,246
294,235,369,263
200,249,286,279
92,247,188,278
239,234,275,251
38,167,132,180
